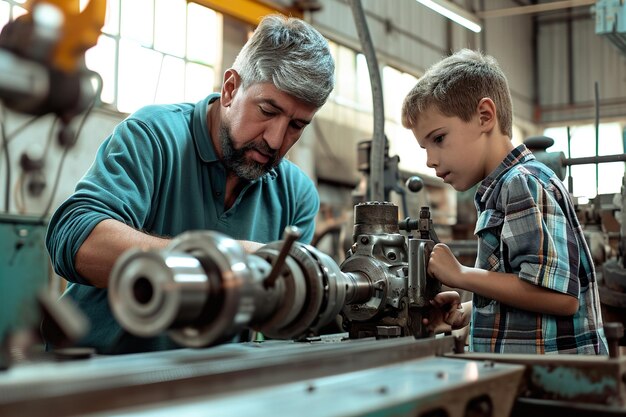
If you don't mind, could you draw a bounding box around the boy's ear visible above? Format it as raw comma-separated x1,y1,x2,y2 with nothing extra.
221,68,241,107
477,98,497,133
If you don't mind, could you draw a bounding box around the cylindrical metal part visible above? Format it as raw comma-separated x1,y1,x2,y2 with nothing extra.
353,201,399,239
165,231,261,347
408,239,434,307
340,255,388,322
304,246,349,335
564,153,626,166
109,250,210,337
604,322,624,359
343,272,373,305
251,248,307,335
110,231,271,348
261,242,327,338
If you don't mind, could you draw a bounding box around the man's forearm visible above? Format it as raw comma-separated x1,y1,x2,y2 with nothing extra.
75,219,170,288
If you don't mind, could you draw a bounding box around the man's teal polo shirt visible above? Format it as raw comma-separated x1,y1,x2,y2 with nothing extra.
45,94,319,353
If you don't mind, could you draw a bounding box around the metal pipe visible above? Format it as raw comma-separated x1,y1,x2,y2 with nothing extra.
595,81,600,196
563,153,626,166
348,0,385,202
567,126,572,192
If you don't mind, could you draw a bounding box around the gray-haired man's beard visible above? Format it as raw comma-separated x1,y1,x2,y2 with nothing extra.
219,124,280,181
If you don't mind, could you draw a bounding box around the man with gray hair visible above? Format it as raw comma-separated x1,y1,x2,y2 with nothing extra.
45,14,335,354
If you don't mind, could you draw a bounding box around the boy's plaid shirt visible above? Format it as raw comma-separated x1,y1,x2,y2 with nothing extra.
470,144,607,354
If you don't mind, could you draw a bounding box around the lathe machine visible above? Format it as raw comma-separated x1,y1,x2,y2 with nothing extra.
1,201,625,417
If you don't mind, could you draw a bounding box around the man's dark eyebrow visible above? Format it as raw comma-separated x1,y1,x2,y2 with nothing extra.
262,98,311,125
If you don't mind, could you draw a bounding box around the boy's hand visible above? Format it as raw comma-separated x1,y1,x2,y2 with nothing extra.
422,291,466,334
427,243,464,288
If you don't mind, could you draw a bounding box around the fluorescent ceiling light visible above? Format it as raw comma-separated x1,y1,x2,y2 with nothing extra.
415,0,482,33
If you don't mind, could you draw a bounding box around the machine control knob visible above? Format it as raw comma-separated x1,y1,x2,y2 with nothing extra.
405,176,423,193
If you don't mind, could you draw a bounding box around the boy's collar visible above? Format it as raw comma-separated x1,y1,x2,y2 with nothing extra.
476,144,535,202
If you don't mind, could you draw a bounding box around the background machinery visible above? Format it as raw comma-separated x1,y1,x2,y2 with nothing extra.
0,0,105,368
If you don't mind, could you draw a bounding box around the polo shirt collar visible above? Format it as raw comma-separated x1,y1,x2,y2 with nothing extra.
192,93,221,163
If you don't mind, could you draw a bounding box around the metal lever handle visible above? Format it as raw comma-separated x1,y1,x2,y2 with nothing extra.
398,207,440,243
264,225,301,288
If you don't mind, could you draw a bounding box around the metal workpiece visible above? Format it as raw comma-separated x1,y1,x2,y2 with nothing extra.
108,201,442,346
108,249,211,337
109,230,354,346
109,231,266,347
342,271,373,305
340,201,440,339
254,241,347,339
340,233,407,322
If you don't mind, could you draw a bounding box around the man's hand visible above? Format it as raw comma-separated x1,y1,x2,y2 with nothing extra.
427,243,465,288
422,291,468,334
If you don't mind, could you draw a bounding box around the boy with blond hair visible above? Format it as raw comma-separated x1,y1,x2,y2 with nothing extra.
402,49,607,354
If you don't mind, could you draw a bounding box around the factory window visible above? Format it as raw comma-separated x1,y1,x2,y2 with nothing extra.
80,0,219,114
381,66,424,175
328,41,372,113
544,123,625,199
383,66,418,126
0,0,25,29
325,42,424,171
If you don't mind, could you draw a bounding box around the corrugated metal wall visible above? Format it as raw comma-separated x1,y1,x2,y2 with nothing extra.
538,15,626,124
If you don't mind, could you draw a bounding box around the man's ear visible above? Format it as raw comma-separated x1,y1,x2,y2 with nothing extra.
221,68,241,107
477,98,497,133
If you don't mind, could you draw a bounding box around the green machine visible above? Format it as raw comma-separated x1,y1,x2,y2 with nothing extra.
0,214,50,367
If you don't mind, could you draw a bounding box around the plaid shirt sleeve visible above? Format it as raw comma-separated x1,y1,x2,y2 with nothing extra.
499,173,580,298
